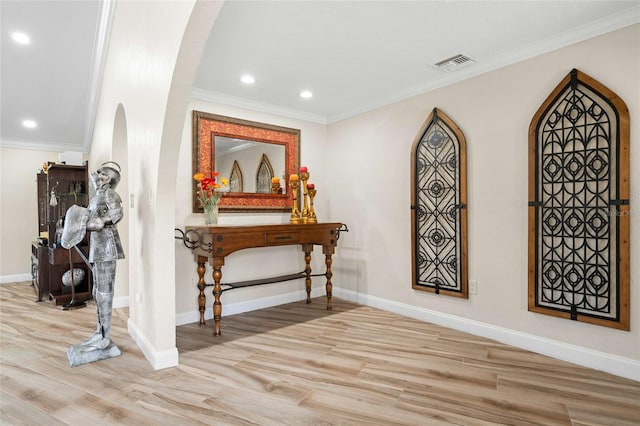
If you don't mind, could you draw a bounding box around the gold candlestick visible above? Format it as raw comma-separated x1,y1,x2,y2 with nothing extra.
300,172,309,223
308,188,317,224
289,178,301,224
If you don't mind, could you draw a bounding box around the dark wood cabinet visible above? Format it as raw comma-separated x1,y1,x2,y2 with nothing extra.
33,163,92,305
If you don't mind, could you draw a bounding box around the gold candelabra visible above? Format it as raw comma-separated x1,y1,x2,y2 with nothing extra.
290,167,319,224
307,188,317,224
300,172,310,223
289,177,301,224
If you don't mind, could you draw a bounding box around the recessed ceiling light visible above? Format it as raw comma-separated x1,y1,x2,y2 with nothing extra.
22,119,37,129
300,90,313,99
12,32,30,45
241,75,255,84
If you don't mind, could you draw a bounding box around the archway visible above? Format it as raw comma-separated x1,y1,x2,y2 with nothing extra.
146,0,224,368
111,103,130,308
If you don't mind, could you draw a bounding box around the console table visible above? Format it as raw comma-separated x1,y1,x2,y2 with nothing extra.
182,222,346,336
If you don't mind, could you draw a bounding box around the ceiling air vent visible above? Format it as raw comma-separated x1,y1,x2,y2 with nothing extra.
433,54,475,72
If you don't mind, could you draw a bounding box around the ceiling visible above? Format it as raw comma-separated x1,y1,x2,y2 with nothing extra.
1,1,638,153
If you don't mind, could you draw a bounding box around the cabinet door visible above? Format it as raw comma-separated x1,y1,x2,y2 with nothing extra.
36,246,49,301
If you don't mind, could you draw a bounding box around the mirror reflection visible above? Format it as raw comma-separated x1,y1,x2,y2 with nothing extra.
215,137,286,194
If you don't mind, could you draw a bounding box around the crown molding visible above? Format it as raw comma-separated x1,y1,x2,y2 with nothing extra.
191,88,328,124
82,0,116,152
0,137,85,153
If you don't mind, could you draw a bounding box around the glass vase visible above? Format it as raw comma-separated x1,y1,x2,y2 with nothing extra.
204,204,219,225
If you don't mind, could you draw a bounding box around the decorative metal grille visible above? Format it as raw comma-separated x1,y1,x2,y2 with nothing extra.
411,108,467,297
529,69,630,330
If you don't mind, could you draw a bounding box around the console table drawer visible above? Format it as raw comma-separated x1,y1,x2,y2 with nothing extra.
265,231,300,245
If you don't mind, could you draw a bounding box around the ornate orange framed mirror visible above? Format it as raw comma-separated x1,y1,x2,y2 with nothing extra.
192,111,300,212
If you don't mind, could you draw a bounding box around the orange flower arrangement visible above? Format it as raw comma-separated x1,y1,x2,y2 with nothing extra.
193,172,228,209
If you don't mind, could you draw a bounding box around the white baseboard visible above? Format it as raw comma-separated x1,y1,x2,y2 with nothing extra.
1,273,32,284
127,318,179,370
332,288,639,382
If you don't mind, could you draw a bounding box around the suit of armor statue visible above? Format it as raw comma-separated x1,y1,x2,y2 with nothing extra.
82,168,125,350
61,163,125,367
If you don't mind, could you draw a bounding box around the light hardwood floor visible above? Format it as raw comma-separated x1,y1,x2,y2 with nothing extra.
1,282,638,425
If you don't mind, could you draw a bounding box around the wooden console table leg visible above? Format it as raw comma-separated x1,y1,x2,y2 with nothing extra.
212,257,225,337
323,246,335,310
302,244,313,303
196,255,207,325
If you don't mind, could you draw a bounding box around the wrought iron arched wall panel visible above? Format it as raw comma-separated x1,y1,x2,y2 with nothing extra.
411,108,468,298
528,69,630,330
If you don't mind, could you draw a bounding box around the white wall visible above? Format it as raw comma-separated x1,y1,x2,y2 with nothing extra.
0,148,60,281
326,24,639,370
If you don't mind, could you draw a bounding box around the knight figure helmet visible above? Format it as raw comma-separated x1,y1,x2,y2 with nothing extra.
97,161,122,189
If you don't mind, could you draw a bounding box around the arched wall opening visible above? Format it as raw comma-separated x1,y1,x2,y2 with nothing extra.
112,103,130,308
131,0,224,368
